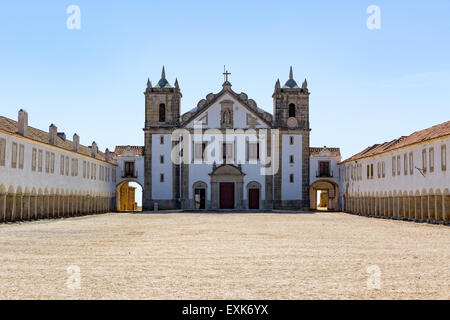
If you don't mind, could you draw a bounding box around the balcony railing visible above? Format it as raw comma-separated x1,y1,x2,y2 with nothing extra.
122,170,138,179
316,171,333,178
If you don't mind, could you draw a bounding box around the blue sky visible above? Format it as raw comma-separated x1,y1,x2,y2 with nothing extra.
0,0,449,160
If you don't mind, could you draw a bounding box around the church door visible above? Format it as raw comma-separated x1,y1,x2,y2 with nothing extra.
220,183,234,209
194,188,206,209
249,189,259,209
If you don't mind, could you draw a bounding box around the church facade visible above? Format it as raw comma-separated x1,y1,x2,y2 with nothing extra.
142,67,311,210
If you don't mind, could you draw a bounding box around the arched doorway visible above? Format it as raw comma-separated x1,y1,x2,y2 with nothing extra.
116,180,143,212
246,181,262,210
310,180,339,211
192,181,208,210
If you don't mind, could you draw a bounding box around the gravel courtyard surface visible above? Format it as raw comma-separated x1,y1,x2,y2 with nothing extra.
0,212,448,300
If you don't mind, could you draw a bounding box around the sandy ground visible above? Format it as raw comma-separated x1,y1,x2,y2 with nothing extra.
0,212,449,300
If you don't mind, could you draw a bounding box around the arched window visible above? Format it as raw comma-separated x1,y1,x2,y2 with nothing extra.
159,104,166,122
288,103,296,118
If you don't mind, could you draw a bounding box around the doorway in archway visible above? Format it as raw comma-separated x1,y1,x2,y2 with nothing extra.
117,181,143,212
316,190,329,210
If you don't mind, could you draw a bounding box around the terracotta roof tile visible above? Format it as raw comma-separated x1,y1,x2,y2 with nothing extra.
0,115,114,164
113,146,144,156
341,120,450,163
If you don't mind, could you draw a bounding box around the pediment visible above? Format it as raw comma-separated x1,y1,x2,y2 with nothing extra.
181,87,273,128
209,164,245,176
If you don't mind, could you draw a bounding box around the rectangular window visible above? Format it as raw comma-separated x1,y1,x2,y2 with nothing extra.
38,150,43,172
93,164,97,180
32,148,37,171
222,142,233,163
289,136,294,145
392,156,396,176
160,173,164,182
442,145,447,171
377,162,380,178
409,152,414,175
367,164,370,179
124,161,135,177
11,142,17,168
429,147,434,173
194,143,203,161
87,162,90,179
45,151,50,173
83,161,86,178
422,149,427,172
319,161,330,177
370,163,374,179
0,138,5,166
60,155,64,175
404,153,408,176
248,142,259,161
65,156,69,176
396,155,401,175
382,161,385,178
289,174,294,183
290,155,294,164
19,145,24,169
160,136,164,144
50,153,55,173
160,155,164,164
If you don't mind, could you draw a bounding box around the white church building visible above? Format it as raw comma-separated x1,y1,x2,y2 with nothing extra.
0,66,449,225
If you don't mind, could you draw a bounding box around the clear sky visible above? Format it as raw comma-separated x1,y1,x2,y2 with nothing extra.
0,0,449,160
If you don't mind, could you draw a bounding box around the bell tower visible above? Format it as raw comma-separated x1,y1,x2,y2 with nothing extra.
273,66,309,129
144,66,182,128
143,66,182,211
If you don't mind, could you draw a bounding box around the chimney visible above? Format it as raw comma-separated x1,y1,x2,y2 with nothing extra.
105,148,111,162
73,134,80,152
91,141,98,157
18,109,28,136
49,124,58,145
57,132,66,141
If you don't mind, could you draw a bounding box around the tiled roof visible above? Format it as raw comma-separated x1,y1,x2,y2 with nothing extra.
0,115,114,164
341,120,450,164
113,146,144,156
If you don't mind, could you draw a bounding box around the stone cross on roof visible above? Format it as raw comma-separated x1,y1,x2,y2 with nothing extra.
223,66,231,83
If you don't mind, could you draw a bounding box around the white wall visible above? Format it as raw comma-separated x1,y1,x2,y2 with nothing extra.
339,136,450,200
310,153,341,186
151,134,173,199
281,134,302,200
114,153,145,188
0,132,116,197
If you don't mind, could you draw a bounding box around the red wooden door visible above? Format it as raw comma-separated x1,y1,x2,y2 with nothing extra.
249,188,259,209
220,183,235,209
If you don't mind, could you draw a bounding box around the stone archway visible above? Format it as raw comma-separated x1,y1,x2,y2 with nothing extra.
310,180,339,211
209,164,245,210
116,180,143,212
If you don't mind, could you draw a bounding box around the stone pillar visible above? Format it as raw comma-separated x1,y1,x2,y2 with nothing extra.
421,195,427,221
23,194,30,221
0,193,6,222
444,193,450,223
30,195,37,219
428,194,435,222
236,181,244,209
436,193,443,222
14,192,22,221
6,192,15,222
211,182,218,209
